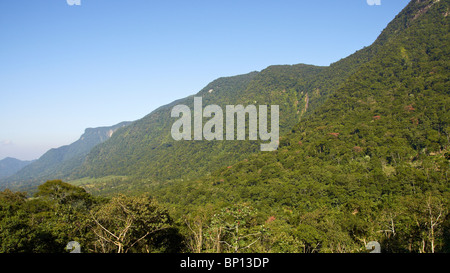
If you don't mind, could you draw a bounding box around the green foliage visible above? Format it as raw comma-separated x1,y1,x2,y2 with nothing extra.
0,186,85,253
147,0,450,253
88,194,174,253
35,180,94,208
208,205,266,253
0,181,182,253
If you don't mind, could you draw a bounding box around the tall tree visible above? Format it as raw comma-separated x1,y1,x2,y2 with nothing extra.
89,194,171,253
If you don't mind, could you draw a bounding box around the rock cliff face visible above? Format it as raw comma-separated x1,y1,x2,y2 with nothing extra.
412,0,441,21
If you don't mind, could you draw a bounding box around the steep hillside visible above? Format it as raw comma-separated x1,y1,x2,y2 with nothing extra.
70,67,329,181
69,43,385,184
148,0,449,253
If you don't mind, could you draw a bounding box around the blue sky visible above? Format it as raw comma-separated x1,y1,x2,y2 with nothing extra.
0,0,410,160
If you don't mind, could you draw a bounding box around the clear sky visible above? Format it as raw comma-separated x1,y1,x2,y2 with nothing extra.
0,0,410,161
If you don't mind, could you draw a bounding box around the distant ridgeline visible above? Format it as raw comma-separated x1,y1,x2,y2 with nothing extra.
0,158,33,179
0,121,131,192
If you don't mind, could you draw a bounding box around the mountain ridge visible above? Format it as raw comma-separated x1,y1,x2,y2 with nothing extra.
70,0,449,201
0,121,131,191
0,157,34,179
67,35,396,184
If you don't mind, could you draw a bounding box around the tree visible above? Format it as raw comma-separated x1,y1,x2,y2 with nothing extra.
89,194,171,253
183,207,213,253
35,180,93,209
424,192,448,253
207,204,265,253
399,192,449,253
0,188,66,252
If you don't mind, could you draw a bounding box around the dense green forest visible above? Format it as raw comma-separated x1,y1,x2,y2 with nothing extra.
1,0,449,253
1,178,448,253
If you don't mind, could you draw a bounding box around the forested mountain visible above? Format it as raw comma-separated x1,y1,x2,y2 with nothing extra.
0,158,33,179
148,0,449,253
67,0,449,192
0,0,448,253
67,27,382,182
0,121,131,191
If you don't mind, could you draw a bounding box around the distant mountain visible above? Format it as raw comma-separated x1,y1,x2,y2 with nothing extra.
0,121,131,190
0,157,33,179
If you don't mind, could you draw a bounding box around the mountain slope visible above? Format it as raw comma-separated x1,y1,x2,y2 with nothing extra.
149,0,449,253
68,34,391,184
69,67,322,181
0,158,33,179
6,0,408,189
0,121,131,190
65,0,446,191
